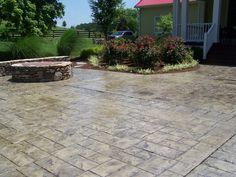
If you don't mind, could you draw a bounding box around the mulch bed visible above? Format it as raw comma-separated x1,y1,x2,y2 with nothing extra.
73,61,199,75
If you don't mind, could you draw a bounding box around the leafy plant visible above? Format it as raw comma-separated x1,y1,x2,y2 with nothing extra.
130,36,161,68
156,13,173,37
159,36,192,64
103,38,131,65
57,29,77,56
88,55,100,67
80,46,103,59
108,64,129,72
135,68,155,74
163,59,198,72
0,0,64,36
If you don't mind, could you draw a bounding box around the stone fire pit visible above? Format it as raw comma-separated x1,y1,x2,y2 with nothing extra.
11,61,72,82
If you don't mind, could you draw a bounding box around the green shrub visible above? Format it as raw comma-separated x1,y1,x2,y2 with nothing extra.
80,46,103,59
163,59,198,72
159,37,192,64
156,13,173,37
11,36,57,59
108,64,130,72
57,29,77,56
88,55,100,67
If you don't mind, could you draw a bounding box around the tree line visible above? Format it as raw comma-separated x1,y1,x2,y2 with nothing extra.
0,0,64,37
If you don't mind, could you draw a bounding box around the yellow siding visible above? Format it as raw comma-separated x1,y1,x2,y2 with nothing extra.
139,0,230,36
139,3,205,36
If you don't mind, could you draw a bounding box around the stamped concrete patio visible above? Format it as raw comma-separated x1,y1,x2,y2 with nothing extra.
0,65,236,177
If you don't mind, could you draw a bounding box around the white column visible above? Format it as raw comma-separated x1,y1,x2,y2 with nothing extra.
213,0,221,42
173,0,180,36
181,0,189,41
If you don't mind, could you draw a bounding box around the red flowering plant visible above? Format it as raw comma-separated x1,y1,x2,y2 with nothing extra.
159,36,192,64
131,36,161,68
103,38,132,65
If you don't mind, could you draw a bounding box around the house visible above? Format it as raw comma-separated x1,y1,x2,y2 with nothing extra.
135,0,236,64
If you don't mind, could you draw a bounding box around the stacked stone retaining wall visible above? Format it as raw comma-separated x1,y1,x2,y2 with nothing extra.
0,56,70,77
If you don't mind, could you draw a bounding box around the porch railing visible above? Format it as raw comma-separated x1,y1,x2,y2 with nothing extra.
186,23,212,42
203,24,216,59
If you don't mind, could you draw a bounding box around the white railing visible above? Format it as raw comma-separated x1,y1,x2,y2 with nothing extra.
186,23,212,42
203,24,216,59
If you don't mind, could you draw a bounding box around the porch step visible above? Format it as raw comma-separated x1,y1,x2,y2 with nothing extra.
204,44,236,66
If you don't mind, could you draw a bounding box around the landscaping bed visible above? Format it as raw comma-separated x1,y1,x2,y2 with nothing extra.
76,36,199,75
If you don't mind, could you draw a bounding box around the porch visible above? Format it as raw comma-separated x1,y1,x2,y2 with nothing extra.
172,0,222,59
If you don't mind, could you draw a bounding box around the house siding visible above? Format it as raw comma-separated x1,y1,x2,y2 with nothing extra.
139,0,230,36
139,2,205,36
205,0,229,27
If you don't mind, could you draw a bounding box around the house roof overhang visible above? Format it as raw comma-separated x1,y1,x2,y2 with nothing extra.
135,0,173,8
135,0,197,8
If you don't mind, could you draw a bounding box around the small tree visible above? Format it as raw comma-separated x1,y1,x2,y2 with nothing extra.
89,0,123,39
116,8,138,33
62,20,67,28
156,13,173,36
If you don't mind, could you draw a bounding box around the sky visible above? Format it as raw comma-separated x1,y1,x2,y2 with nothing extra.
57,0,138,27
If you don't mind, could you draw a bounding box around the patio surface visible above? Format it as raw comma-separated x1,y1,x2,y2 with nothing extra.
0,65,236,177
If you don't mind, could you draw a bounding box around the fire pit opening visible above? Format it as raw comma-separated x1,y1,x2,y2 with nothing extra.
11,61,72,82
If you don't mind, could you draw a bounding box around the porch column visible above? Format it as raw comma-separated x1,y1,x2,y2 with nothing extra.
173,0,180,36
181,0,189,41
213,0,222,42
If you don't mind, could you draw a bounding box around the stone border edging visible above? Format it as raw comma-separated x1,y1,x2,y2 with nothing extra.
0,56,70,77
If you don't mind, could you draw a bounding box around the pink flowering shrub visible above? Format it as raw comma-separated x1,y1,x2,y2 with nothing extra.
160,37,192,64
131,36,161,68
102,35,193,68
103,38,132,65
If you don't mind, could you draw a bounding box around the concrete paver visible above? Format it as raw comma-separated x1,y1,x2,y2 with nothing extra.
0,65,236,176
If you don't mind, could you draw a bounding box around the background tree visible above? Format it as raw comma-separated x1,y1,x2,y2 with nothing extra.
76,23,100,31
115,8,138,33
62,20,67,28
0,0,64,36
89,0,123,38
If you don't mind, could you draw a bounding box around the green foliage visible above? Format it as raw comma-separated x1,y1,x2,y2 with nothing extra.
70,38,100,57
10,36,57,59
135,68,155,74
163,59,198,72
62,21,67,28
57,29,77,56
80,46,103,59
88,56,100,67
76,23,100,31
156,14,173,37
0,41,14,61
0,0,64,36
108,64,129,72
89,0,123,38
115,8,138,33
159,37,192,64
